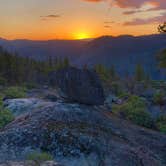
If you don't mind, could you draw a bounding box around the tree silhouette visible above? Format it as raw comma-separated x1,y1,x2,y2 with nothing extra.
158,22,166,33
135,64,145,81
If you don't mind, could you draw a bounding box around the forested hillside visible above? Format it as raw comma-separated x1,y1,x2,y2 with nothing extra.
0,46,69,85
0,34,166,79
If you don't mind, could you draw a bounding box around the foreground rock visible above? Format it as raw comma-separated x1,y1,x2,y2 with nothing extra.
1,99,166,166
0,161,63,166
49,67,105,105
4,98,53,117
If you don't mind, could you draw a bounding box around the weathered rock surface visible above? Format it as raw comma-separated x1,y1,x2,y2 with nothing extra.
1,99,166,166
4,98,53,116
0,161,63,166
49,67,105,105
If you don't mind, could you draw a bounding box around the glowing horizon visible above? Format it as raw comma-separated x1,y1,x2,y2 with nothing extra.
0,0,165,40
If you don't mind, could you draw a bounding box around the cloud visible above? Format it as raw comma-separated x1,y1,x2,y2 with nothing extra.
82,0,166,11
104,25,111,28
114,0,148,8
114,0,166,11
40,14,61,21
104,21,115,23
123,9,145,15
82,0,166,27
40,14,61,18
124,12,166,26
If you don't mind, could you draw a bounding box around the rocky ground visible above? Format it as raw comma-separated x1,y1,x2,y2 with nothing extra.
1,95,166,166
0,68,165,166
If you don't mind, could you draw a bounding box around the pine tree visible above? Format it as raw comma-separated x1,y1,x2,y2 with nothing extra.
94,64,108,81
157,49,166,68
63,57,70,68
0,46,71,85
109,65,116,81
135,64,145,82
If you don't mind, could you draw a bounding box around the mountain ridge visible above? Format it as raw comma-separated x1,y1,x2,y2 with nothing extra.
0,34,166,79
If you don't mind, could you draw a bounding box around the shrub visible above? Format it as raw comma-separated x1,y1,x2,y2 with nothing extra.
117,92,130,99
27,152,53,165
0,108,14,129
0,96,14,129
112,96,152,128
0,95,3,107
4,86,27,99
153,91,165,105
155,116,166,134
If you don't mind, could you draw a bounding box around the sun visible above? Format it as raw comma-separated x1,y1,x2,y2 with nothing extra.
74,32,90,40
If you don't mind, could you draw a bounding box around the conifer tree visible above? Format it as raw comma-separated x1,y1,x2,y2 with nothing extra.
135,64,145,82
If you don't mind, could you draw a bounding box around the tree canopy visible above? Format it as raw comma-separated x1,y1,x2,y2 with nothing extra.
157,49,166,68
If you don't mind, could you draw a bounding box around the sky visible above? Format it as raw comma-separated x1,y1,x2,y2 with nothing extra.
0,0,165,40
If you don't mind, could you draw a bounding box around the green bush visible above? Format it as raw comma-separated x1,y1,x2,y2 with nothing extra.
27,152,53,165
0,108,14,129
0,95,3,107
0,96,14,128
156,116,166,134
112,96,152,128
4,86,27,99
117,92,130,99
153,91,165,105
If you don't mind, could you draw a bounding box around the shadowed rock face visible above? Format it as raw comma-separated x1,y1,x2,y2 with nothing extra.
49,67,105,105
1,99,166,166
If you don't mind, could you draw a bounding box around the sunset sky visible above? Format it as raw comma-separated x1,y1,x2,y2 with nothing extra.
0,0,165,40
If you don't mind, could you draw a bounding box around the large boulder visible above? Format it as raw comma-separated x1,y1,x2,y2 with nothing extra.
49,67,105,105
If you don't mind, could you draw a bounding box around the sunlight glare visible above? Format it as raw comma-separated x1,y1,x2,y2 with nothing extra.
74,32,90,40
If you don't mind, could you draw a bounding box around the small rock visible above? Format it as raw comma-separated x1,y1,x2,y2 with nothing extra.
105,94,122,109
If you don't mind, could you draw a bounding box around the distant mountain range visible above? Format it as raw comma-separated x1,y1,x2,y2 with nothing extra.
0,34,166,79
